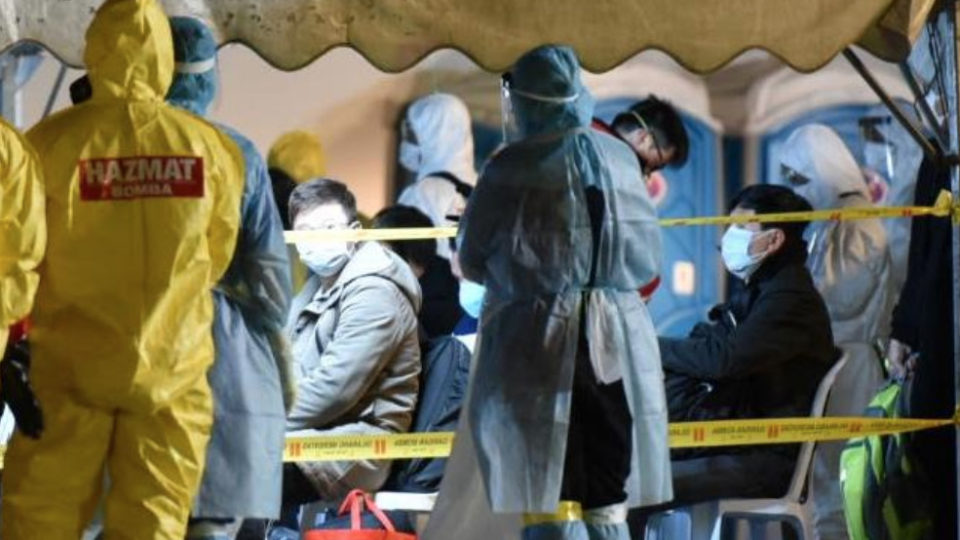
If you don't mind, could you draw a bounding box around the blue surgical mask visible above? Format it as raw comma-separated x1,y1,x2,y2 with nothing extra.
458,280,486,319
398,141,422,173
720,227,763,281
296,242,351,278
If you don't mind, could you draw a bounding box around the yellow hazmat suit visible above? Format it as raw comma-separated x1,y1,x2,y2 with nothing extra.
267,130,327,183
0,0,244,538
0,118,45,358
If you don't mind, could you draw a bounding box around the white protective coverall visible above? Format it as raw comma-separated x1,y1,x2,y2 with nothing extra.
781,123,892,540
397,93,478,259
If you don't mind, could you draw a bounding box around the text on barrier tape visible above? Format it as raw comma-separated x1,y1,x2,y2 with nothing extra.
0,415,949,468
281,415,956,462
285,192,956,244
284,432,455,463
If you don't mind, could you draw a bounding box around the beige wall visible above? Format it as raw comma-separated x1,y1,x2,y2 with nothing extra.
17,45,428,215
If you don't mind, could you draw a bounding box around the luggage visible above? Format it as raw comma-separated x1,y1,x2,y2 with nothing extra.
304,490,417,540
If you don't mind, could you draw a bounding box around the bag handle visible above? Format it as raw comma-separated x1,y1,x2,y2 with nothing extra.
338,489,398,532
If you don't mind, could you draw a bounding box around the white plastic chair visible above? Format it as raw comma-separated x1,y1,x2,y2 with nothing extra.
705,353,848,540
644,353,848,540
373,491,438,532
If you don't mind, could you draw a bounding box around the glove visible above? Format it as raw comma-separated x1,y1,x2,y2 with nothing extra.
0,339,44,439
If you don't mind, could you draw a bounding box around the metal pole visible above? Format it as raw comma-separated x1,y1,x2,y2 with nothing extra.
42,64,67,119
949,4,960,540
0,58,16,123
843,47,942,162
900,60,950,151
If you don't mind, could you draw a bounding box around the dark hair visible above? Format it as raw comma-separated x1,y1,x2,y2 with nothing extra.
372,205,435,268
730,184,812,249
288,178,358,225
269,168,297,229
613,96,690,167
70,75,92,105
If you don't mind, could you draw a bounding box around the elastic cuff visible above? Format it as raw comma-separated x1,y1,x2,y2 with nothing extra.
524,501,584,527
583,503,627,525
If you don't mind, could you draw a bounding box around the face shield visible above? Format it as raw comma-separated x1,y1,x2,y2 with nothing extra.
499,71,581,145
628,111,666,172
500,73,519,144
859,116,895,204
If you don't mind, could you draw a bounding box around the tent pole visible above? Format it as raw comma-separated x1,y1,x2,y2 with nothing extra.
900,61,950,150
949,4,960,540
42,63,67,120
843,47,941,162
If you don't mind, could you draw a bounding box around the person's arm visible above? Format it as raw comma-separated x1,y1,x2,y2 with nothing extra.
0,127,45,350
207,134,244,284
660,291,813,381
0,126,46,439
287,277,416,430
233,140,296,409
235,145,293,331
458,161,508,284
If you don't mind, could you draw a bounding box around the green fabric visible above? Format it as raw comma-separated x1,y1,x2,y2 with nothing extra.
840,381,933,540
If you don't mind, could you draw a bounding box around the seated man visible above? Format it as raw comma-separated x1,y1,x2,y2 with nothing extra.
659,184,839,505
281,179,422,519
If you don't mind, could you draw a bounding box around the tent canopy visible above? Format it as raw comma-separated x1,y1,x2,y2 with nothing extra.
0,0,934,74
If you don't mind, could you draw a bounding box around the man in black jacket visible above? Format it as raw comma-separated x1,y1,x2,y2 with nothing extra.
885,154,957,538
659,184,839,504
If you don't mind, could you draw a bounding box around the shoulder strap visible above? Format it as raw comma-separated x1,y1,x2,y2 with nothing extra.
427,171,473,199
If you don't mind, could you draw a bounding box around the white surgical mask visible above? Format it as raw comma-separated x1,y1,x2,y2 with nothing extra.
398,141,422,173
458,280,486,319
297,242,351,278
721,227,764,281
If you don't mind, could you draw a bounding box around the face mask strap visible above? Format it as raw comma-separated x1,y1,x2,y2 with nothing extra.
629,111,665,166
174,58,216,75
510,87,580,104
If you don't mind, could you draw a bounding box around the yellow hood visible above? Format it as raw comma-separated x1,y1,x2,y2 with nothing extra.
268,131,327,183
83,0,174,102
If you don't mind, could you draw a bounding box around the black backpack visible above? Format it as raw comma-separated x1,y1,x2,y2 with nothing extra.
427,171,473,200
384,335,471,492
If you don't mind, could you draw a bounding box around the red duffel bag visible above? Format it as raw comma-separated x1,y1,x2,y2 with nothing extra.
304,490,417,540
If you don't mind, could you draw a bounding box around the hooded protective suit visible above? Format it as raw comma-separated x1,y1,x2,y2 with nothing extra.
167,17,293,522
0,119,45,359
397,93,477,259
429,47,670,535
862,106,923,294
268,130,327,184
1,1,244,538
780,124,891,540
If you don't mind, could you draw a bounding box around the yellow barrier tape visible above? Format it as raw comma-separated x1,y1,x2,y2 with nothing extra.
284,432,455,463
285,227,457,243
660,190,954,228
0,415,948,467
284,192,955,244
281,414,956,462
667,416,952,449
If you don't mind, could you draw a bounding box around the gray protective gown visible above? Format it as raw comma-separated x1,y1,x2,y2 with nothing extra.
435,47,672,525
167,17,294,520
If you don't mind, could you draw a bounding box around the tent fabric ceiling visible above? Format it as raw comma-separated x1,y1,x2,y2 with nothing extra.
0,0,934,74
